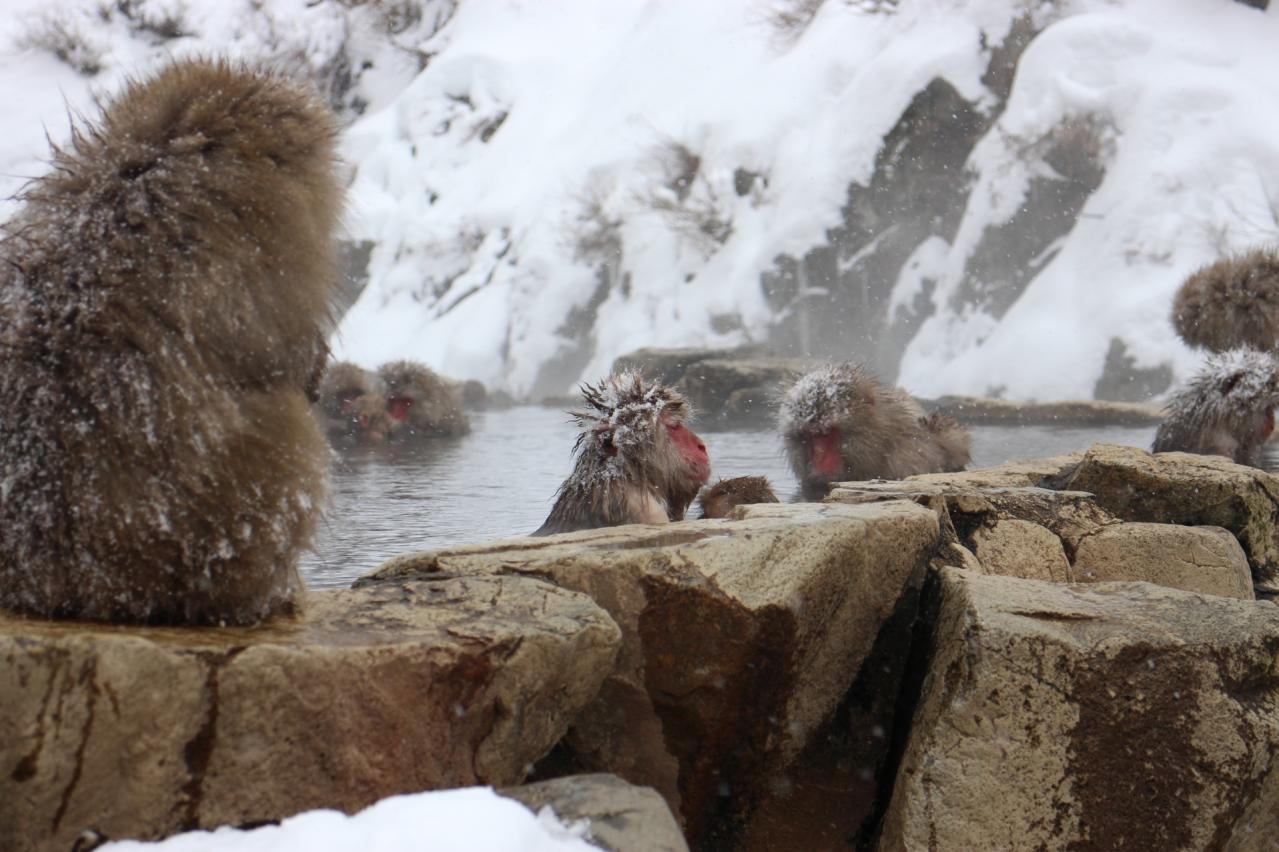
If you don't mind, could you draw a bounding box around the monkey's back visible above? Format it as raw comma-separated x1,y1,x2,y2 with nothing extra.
0,60,341,625
1172,249,1279,352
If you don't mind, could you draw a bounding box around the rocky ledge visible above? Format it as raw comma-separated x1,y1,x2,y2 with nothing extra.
4,443,1279,851
1,577,620,852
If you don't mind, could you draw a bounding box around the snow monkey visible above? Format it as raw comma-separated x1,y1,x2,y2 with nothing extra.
376,360,471,440
1172,248,1279,353
534,372,712,535
1152,348,1279,467
697,476,780,519
0,59,343,625
317,361,378,441
780,363,971,501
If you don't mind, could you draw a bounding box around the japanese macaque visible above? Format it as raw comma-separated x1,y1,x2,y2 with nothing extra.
1152,348,1279,467
317,361,377,440
0,59,342,625
377,360,471,439
1172,249,1279,352
697,476,780,519
780,363,971,500
534,372,712,535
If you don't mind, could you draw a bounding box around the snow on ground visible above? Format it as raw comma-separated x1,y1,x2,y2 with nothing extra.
1,0,1277,400
100,786,599,852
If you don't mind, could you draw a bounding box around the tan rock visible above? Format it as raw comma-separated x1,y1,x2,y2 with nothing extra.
969,519,1073,581
360,501,941,843
925,395,1163,426
1074,523,1254,599
1062,443,1279,591
879,569,1279,851
1,577,621,852
906,454,1083,489
501,773,688,852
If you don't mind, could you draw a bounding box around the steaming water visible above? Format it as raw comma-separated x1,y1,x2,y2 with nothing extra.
300,405,1163,589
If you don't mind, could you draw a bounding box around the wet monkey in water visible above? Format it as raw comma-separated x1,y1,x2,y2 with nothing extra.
535,372,711,535
1152,348,1279,467
0,59,343,625
780,363,970,500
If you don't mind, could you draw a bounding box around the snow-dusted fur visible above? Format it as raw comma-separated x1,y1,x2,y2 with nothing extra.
377,359,470,439
1152,349,1279,467
780,363,971,500
697,475,779,519
0,59,342,625
1171,249,1279,353
535,372,708,535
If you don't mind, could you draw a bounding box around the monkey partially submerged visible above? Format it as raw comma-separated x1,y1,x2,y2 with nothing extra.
780,363,971,501
0,59,342,625
1172,248,1279,353
377,360,471,440
697,476,779,519
534,372,711,535
317,361,378,442
1152,348,1279,467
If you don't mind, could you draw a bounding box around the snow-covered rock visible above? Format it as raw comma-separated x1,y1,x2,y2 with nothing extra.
3,0,1278,401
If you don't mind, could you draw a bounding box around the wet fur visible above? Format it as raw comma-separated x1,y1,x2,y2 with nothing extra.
0,59,342,624
377,360,470,439
534,372,709,535
317,361,376,440
697,476,779,519
780,363,971,500
1172,249,1279,352
1152,349,1279,467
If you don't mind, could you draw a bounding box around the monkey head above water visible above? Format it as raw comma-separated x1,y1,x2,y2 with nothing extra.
780,363,971,500
1152,348,1279,467
0,59,342,625
1172,248,1279,353
317,361,377,441
377,360,471,440
534,372,712,535
697,476,780,519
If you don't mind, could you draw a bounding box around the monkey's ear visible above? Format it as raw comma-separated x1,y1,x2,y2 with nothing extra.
595,424,619,456
1220,371,1245,396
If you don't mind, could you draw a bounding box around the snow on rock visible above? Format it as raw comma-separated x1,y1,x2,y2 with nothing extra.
99,787,599,852
2,0,1278,400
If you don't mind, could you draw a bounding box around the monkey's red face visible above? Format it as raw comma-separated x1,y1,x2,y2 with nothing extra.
810,428,844,477
665,419,711,484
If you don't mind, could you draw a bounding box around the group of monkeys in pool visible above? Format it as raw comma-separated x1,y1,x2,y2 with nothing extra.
0,58,1274,630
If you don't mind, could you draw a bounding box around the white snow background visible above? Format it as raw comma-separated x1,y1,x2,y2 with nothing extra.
2,0,1277,402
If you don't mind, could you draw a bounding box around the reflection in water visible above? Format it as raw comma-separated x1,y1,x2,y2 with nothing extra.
300,406,1160,589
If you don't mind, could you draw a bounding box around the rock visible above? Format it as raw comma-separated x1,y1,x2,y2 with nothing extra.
359,501,941,844
1060,443,1279,591
501,774,688,852
0,577,621,852
610,345,769,387
1073,523,1254,600
827,480,1112,556
674,357,820,428
969,519,1072,582
907,453,1083,489
924,395,1162,426
879,569,1279,851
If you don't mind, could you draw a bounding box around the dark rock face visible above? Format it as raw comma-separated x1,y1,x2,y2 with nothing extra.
1093,338,1175,402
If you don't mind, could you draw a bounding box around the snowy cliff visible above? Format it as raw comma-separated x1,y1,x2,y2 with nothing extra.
2,0,1277,400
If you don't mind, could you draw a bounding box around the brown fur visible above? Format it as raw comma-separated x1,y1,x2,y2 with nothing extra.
1172,248,1279,352
534,372,711,535
377,360,471,439
0,59,342,625
697,476,779,519
1152,348,1279,467
780,363,972,500
317,360,376,440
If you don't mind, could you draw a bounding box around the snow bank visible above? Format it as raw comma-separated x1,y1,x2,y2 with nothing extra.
100,786,598,852
2,0,1278,400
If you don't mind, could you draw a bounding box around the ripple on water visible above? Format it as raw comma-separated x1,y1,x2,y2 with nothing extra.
300,406,1161,590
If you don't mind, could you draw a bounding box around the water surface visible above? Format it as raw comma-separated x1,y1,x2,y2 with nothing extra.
300,406,1161,589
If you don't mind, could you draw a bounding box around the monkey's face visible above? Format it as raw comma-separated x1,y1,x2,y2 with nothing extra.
662,417,711,486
